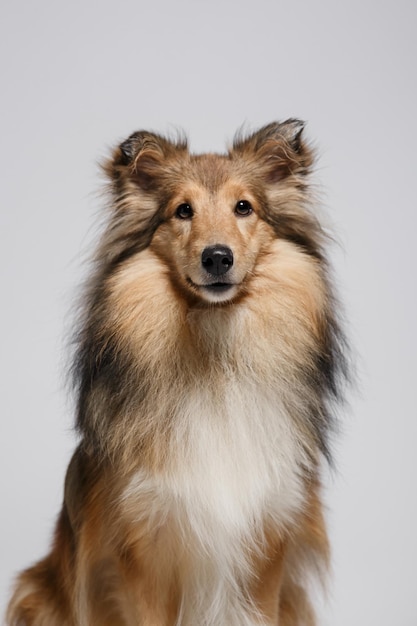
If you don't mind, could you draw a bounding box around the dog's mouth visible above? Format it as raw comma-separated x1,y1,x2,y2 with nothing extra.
187,278,234,292
203,282,234,293
186,278,237,301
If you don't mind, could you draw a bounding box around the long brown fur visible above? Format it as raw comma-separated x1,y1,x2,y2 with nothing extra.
7,120,347,625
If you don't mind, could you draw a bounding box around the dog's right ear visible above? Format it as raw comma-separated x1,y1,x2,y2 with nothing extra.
104,131,188,191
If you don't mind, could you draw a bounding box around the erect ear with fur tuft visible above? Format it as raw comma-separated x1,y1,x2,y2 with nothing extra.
119,132,148,165
277,118,305,153
106,131,188,191
231,119,313,182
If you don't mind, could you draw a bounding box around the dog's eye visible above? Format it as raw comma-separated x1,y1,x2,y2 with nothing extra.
175,203,193,219
235,200,253,217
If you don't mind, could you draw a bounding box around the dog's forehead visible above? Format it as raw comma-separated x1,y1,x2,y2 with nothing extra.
169,154,252,206
186,153,234,192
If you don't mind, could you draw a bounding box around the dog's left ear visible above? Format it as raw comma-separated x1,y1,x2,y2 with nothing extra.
231,119,313,182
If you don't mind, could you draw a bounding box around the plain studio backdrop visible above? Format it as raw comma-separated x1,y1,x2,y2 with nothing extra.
0,0,416,624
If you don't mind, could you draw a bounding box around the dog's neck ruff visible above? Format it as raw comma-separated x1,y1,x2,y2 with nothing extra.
120,308,312,626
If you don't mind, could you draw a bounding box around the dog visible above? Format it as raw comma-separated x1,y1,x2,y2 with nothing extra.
7,120,348,625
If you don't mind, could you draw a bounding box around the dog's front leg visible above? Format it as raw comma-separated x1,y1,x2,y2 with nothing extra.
247,531,286,625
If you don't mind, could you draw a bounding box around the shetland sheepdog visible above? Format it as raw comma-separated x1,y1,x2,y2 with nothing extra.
7,120,347,625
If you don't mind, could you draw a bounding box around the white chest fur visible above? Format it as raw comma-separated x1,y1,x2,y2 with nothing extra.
121,378,309,625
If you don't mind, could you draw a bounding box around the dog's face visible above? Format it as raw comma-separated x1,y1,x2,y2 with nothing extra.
103,121,320,306
150,156,275,304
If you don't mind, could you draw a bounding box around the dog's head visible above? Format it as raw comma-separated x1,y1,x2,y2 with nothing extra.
102,121,322,305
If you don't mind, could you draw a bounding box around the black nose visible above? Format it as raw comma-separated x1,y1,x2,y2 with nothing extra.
201,245,234,276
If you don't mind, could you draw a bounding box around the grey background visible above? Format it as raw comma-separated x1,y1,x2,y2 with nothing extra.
1,0,416,624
